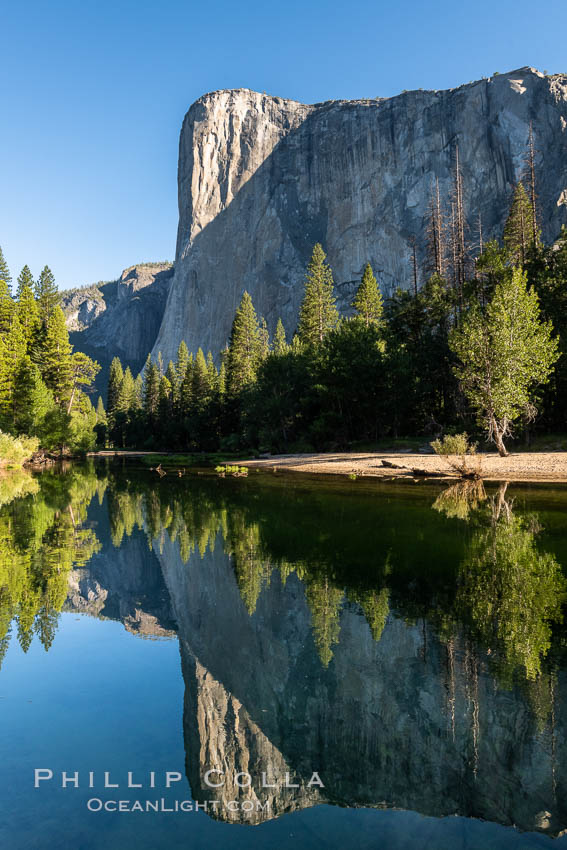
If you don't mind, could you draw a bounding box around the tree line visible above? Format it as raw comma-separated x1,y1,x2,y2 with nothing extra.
103,176,565,456
0,254,100,453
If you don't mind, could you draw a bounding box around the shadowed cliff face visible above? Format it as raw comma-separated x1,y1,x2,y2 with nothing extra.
156,534,567,832
152,67,567,361
61,263,174,395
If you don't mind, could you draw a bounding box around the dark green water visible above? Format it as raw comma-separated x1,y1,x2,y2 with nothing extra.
2,461,567,849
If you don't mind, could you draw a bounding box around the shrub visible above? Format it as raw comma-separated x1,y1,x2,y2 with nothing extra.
430,433,482,480
431,433,476,456
0,431,40,468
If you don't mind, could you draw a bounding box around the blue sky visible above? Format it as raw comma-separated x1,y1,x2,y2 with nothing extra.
2,0,566,290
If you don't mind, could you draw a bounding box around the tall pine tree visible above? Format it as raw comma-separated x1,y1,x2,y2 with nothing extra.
273,318,288,355
298,243,338,345
0,246,12,292
15,265,34,299
35,266,60,327
352,263,383,327
503,182,534,266
16,284,40,347
143,357,160,426
12,356,53,435
0,317,27,427
106,357,124,428
0,279,15,334
41,307,72,405
227,292,262,395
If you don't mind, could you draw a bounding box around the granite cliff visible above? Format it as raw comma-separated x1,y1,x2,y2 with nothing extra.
151,67,567,363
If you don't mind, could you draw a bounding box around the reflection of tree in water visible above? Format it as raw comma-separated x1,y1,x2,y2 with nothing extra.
104,478,394,667
457,482,566,684
12,467,563,685
0,463,103,665
106,475,567,679
432,479,487,521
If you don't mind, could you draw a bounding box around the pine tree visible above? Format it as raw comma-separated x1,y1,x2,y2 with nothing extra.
165,361,178,405
175,341,190,385
143,357,160,424
134,374,143,409
0,317,27,426
179,354,194,416
259,317,270,359
503,182,534,266
0,279,15,334
206,351,218,391
273,318,288,355
15,265,34,299
298,244,338,345
96,397,107,424
41,307,72,405
107,357,124,426
352,263,383,327
192,348,211,408
218,361,227,397
227,291,262,395
13,356,53,435
35,266,60,327
0,246,12,292
157,375,173,423
16,284,40,348
119,367,137,412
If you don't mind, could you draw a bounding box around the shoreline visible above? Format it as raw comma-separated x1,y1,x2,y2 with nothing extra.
87,450,567,484
238,451,567,484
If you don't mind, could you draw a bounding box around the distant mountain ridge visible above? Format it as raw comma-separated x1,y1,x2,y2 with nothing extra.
61,262,173,395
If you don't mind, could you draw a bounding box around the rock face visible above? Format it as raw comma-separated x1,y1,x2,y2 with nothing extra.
61,263,174,395
152,67,567,363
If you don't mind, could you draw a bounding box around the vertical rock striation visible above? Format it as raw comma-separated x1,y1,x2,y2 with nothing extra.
152,67,567,363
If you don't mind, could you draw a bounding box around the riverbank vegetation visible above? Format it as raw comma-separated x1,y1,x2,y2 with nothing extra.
0,253,100,458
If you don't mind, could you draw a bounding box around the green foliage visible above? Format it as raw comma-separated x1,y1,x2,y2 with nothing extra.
450,268,559,455
12,356,54,436
298,243,338,346
0,246,12,290
352,263,383,327
0,431,39,467
273,318,288,355
503,183,536,265
458,494,566,682
41,306,72,404
215,465,249,476
34,265,61,327
227,291,262,396
431,433,476,456
0,278,15,334
15,265,34,299
16,284,40,346
0,465,101,659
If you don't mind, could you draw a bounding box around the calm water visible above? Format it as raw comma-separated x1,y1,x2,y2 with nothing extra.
2,461,567,849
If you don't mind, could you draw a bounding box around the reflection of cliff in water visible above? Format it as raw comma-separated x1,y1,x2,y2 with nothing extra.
156,528,567,832
30,470,567,833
